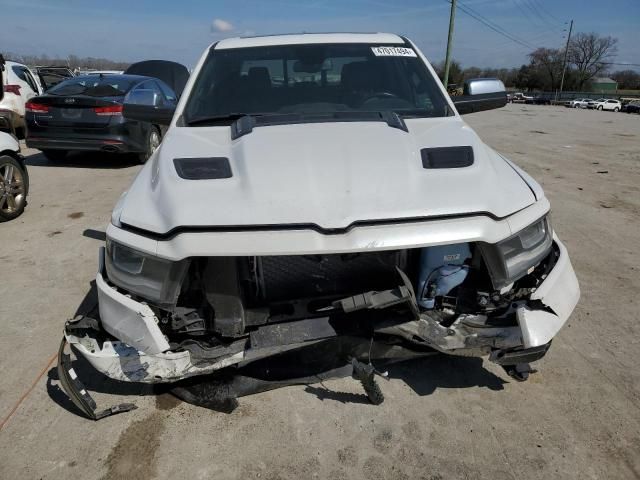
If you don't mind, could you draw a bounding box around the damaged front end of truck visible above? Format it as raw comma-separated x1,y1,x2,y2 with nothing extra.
58,213,579,420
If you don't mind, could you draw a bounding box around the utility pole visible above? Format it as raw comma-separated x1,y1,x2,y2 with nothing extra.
443,0,457,89
557,19,573,103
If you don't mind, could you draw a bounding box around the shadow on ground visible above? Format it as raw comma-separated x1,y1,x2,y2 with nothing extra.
305,355,505,405
25,150,140,169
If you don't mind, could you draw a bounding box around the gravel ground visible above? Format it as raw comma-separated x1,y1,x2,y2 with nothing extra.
0,104,639,479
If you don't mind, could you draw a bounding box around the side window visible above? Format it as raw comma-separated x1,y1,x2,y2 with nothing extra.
133,80,164,105
156,80,177,102
24,69,40,93
12,66,38,93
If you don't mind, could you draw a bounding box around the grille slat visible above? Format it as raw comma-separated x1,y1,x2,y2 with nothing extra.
258,251,406,302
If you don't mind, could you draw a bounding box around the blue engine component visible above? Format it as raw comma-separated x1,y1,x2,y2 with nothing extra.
417,244,472,309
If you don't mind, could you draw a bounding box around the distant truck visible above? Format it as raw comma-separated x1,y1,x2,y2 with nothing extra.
509,92,533,103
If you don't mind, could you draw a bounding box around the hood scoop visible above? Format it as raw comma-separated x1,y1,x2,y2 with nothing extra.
421,146,474,169
174,157,232,179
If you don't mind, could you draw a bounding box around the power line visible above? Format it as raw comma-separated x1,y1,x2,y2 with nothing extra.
449,0,535,50
528,0,566,26
601,62,640,67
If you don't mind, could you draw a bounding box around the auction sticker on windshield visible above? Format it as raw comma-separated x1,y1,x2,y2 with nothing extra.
371,46,417,57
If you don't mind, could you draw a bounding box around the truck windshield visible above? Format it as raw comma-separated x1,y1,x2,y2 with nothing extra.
183,43,451,124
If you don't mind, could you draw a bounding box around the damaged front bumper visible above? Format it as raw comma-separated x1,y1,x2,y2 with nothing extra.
62,238,579,389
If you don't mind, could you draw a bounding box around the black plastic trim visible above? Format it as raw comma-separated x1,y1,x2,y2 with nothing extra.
174,157,232,180
118,209,527,241
421,146,474,169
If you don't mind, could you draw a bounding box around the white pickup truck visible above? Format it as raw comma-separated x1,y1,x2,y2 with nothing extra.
509,92,534,103
57,33,580,418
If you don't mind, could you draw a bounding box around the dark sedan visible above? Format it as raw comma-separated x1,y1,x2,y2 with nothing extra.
25,74,177,163
622,101,640,114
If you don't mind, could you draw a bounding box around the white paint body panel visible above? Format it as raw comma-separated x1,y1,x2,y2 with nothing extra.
119,119,536,235
0,61,41,127
0,131,20,152
518,237,581,348
66,335,244,383
96,248,170,354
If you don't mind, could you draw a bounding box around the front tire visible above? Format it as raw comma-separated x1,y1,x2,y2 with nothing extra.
137,126,161,164
42,150,68,162
597,105,603,111
614,107,619,112
0,155,29,222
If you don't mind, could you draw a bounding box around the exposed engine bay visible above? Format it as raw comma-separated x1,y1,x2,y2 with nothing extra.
151,242,555,345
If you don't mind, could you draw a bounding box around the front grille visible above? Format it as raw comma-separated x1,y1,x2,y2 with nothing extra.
257,251,407,302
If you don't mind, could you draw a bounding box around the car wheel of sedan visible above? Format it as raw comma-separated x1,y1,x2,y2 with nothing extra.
138,127,161,164
597,105,603,111
614,107,619,112
0,155,28,222
42,150,68,162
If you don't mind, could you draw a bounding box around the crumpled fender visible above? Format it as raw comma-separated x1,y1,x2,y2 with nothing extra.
517,237,580,348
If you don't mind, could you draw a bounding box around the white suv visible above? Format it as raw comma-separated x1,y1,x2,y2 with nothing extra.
566,98,592,108
598,99,621,112
56,33,580,419
0,58,42,136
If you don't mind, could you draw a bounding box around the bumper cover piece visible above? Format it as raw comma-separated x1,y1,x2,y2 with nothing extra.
57,336,137,420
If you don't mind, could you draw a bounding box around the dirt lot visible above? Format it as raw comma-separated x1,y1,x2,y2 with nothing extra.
0,104,639,479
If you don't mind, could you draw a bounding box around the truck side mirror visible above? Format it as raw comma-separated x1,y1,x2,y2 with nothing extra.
452,78,507,115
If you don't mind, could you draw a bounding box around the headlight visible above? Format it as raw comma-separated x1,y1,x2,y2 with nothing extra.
105,239,188,306
480,216,553,288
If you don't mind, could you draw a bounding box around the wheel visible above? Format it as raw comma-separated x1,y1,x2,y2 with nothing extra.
614,107,619,112
137,126,161,164
0,155,29,222
42,149,68,162
574,104,578,108
597,105,603,110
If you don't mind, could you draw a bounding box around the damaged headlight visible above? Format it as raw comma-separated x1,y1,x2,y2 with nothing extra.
105,239,188,306
480,216,553,288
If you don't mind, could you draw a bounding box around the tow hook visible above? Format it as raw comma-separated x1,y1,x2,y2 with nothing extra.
502,363,537,382
351,359,387,405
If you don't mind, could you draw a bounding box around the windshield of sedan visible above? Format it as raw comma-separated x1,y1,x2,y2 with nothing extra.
48,76,137,97
183,43,451,124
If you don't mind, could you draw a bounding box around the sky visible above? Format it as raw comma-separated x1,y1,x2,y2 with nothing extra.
1,0,638,71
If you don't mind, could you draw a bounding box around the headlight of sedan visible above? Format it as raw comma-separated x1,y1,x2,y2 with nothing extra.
480,215,553,289
105,239,188,306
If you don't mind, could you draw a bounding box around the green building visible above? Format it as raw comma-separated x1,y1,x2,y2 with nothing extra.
590,77,618,93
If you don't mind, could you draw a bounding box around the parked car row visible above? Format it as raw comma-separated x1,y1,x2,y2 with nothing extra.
0,56,189,222
566,98,623,111
0,57,29,222
25,60,187,164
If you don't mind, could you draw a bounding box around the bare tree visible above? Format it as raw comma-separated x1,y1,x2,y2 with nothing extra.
0,51,130,71
568,32,618,90
528,48,564,90
611,70,640,90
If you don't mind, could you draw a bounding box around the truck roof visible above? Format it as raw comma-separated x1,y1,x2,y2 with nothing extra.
214,32,405,50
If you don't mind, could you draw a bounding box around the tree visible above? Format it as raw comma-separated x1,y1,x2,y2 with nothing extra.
611,70,640,90
568,32,618,90
433,59,463,87
528,48,564,91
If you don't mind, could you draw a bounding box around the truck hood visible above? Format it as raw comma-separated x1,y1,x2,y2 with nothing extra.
118,117,536,234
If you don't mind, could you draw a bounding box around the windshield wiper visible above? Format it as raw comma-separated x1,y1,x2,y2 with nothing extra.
185,113,253,126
